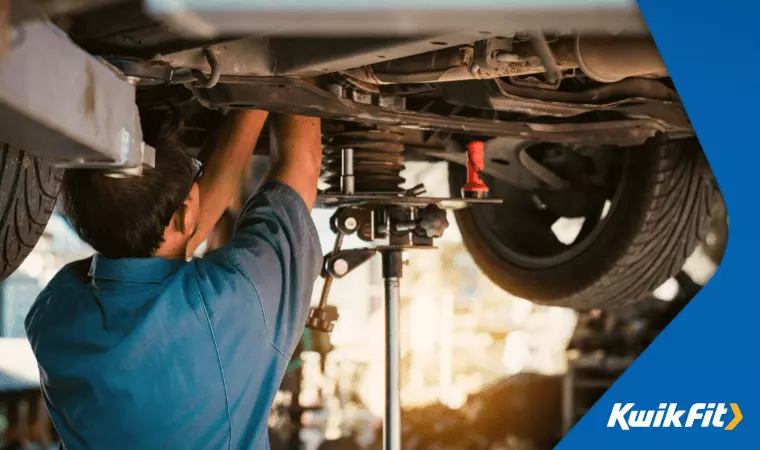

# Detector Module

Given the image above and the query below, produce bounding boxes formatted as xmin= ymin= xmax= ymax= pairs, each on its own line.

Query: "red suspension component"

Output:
xmin=462 ymin=141 xmax=489 ymax=199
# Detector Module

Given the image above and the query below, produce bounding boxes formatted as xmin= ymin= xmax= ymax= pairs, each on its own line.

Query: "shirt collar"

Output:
xmin=89 ymin=254 xmax=186 ymax=283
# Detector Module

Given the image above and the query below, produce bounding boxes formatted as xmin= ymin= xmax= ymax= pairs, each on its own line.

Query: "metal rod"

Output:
xmin=341 ymin=147 xmax=355 ymax=195
xmin=318 ymin=276 xmax=334 ymax=309
xmin=384 ymin=276 xmax=401 ymax=450
xmin=526 ymin=30 xmax=561 ymax=85
xmin=382 ymin=250 xmax=403 ymax=450
xmin=201 ymin=48 xmax=222 ymax=88
xmin=317 ymin=232 xmax=344 ymax=308
xmin=319 ymin=141 xmax=351 ymax=308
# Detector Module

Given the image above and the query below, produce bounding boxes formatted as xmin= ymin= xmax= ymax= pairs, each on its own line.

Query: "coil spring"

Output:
xmin=321 ymin=127 xmax=406 ymax=193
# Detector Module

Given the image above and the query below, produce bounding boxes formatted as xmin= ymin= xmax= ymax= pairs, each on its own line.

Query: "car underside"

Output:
xmin=63 ymin=1 xmax=690 ymax=147
xmin=0 ymin=0 xmax=726 ymax=309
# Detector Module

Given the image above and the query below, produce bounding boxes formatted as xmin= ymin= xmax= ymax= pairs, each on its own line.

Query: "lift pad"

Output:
xmin=0 ymin=18 xmax=154 ymax=171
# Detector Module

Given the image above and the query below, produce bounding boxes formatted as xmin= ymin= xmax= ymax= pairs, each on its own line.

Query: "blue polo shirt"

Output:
xmin=25 ymin=181 xmax=322 ymax=450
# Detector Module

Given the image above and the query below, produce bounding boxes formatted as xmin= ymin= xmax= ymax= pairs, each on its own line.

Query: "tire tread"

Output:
xmin=0 ymin=144 xmax=62 ymax=280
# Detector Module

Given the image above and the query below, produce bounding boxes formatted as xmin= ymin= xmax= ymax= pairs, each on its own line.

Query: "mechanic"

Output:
xmin=24 ymin=110 xmax=324 ymax=449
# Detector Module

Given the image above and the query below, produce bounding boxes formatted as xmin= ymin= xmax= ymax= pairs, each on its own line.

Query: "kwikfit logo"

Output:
xmin=607 ymin=403 xmax=743 ymax=430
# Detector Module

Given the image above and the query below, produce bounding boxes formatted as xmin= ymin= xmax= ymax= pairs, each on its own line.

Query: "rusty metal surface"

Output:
xmin=270 ymin=35 xmax=493 ymax=77
xmin=159 ymin=37 xmax=274 ymax=77
xmin=160 ymin=34 xmax=581 ymax=80
xmin=575 ymin=35 xmax=666 ymax=83
xmin=159 ymin=32 xmax=665 ymax=86
xmin=342 ymin=38 xmax=579 ymax=85
xmin=189 ymin=76 xmax=686 ymax=147
xmin=162 ymin=34 xmax=518 ymax=78
xmin=526 ymin=30 xmax=561 ymax=84
xmin=495 ymin=77 xmax=679 ymax=103
xmin=341 ymin=34 xmax=665 ymax=85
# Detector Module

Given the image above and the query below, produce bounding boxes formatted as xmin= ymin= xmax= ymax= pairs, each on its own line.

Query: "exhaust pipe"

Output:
xmin=575 ymin=35 xmax=667 ymax=83
xmin=343 ymin=35 xmax=667 ymax=86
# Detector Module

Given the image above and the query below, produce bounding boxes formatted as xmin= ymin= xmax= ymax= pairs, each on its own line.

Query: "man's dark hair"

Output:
xmin=62 ymin=114 xmax=195 ymax=258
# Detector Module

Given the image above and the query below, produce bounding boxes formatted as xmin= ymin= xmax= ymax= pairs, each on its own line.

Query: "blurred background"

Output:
xmin=0 ymin=162 xmax=718 ymax=450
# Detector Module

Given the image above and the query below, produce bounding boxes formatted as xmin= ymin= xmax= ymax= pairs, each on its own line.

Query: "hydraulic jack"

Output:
xmin=307 ymin=140 xmax=499 ymax=450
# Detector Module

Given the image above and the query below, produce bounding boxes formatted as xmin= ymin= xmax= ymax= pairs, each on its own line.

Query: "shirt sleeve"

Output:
xmin=204 ymin=181 xmax=322 ymax=358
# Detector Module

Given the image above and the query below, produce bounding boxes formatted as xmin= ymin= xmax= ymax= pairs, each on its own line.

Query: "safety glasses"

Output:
xmin=183 ymin=157 xmax=204 ymax=200
xmin=191 ymin=157 xmax=204 ymax=185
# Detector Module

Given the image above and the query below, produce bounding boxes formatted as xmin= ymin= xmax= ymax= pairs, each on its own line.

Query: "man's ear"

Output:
xmin=181 ymin=184 xmax=200 ymax=237
xmin=174 ymin=198 xmax=196 ymax=237
xmin=171 ymin=205 xmax=188 ymax=234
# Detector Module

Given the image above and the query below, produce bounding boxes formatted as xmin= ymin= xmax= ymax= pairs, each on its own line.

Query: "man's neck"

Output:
xmin=154 ymin=244 xmax=188 ymax=260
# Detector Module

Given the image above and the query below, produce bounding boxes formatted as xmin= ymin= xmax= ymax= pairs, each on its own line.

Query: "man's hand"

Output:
xmin=268 ymin=114 xmax=322 ymax=210
xmin=187 ymin=110 xmax=268 ymax=256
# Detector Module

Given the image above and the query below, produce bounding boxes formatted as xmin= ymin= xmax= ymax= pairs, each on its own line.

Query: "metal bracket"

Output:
xmin=473 ymin=37 xmax=515 ymax=73
xmin=324 ymin=248 xmax=377 ymax=278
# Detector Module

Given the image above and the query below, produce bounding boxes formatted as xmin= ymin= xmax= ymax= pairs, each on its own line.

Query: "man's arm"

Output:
xmin=187 ymin=110 xmax=269 ymax=256
xmin=198 ymin=113 xmax=324 ymax=359
xmin=267 ymin=114 xmax=322 ymax=210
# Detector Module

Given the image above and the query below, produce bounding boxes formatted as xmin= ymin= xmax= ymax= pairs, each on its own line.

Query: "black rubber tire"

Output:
xmin=0 ymin=144 xmax=63 ymax=280
xmin=450 ymin=138 xmax=721 ymax=309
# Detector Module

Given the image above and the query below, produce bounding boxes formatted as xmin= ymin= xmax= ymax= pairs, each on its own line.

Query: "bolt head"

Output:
xmin=332 ymin=258 xmax=349 ymax=276
xmin=343 ymin=217 xmax=358 ymax=231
